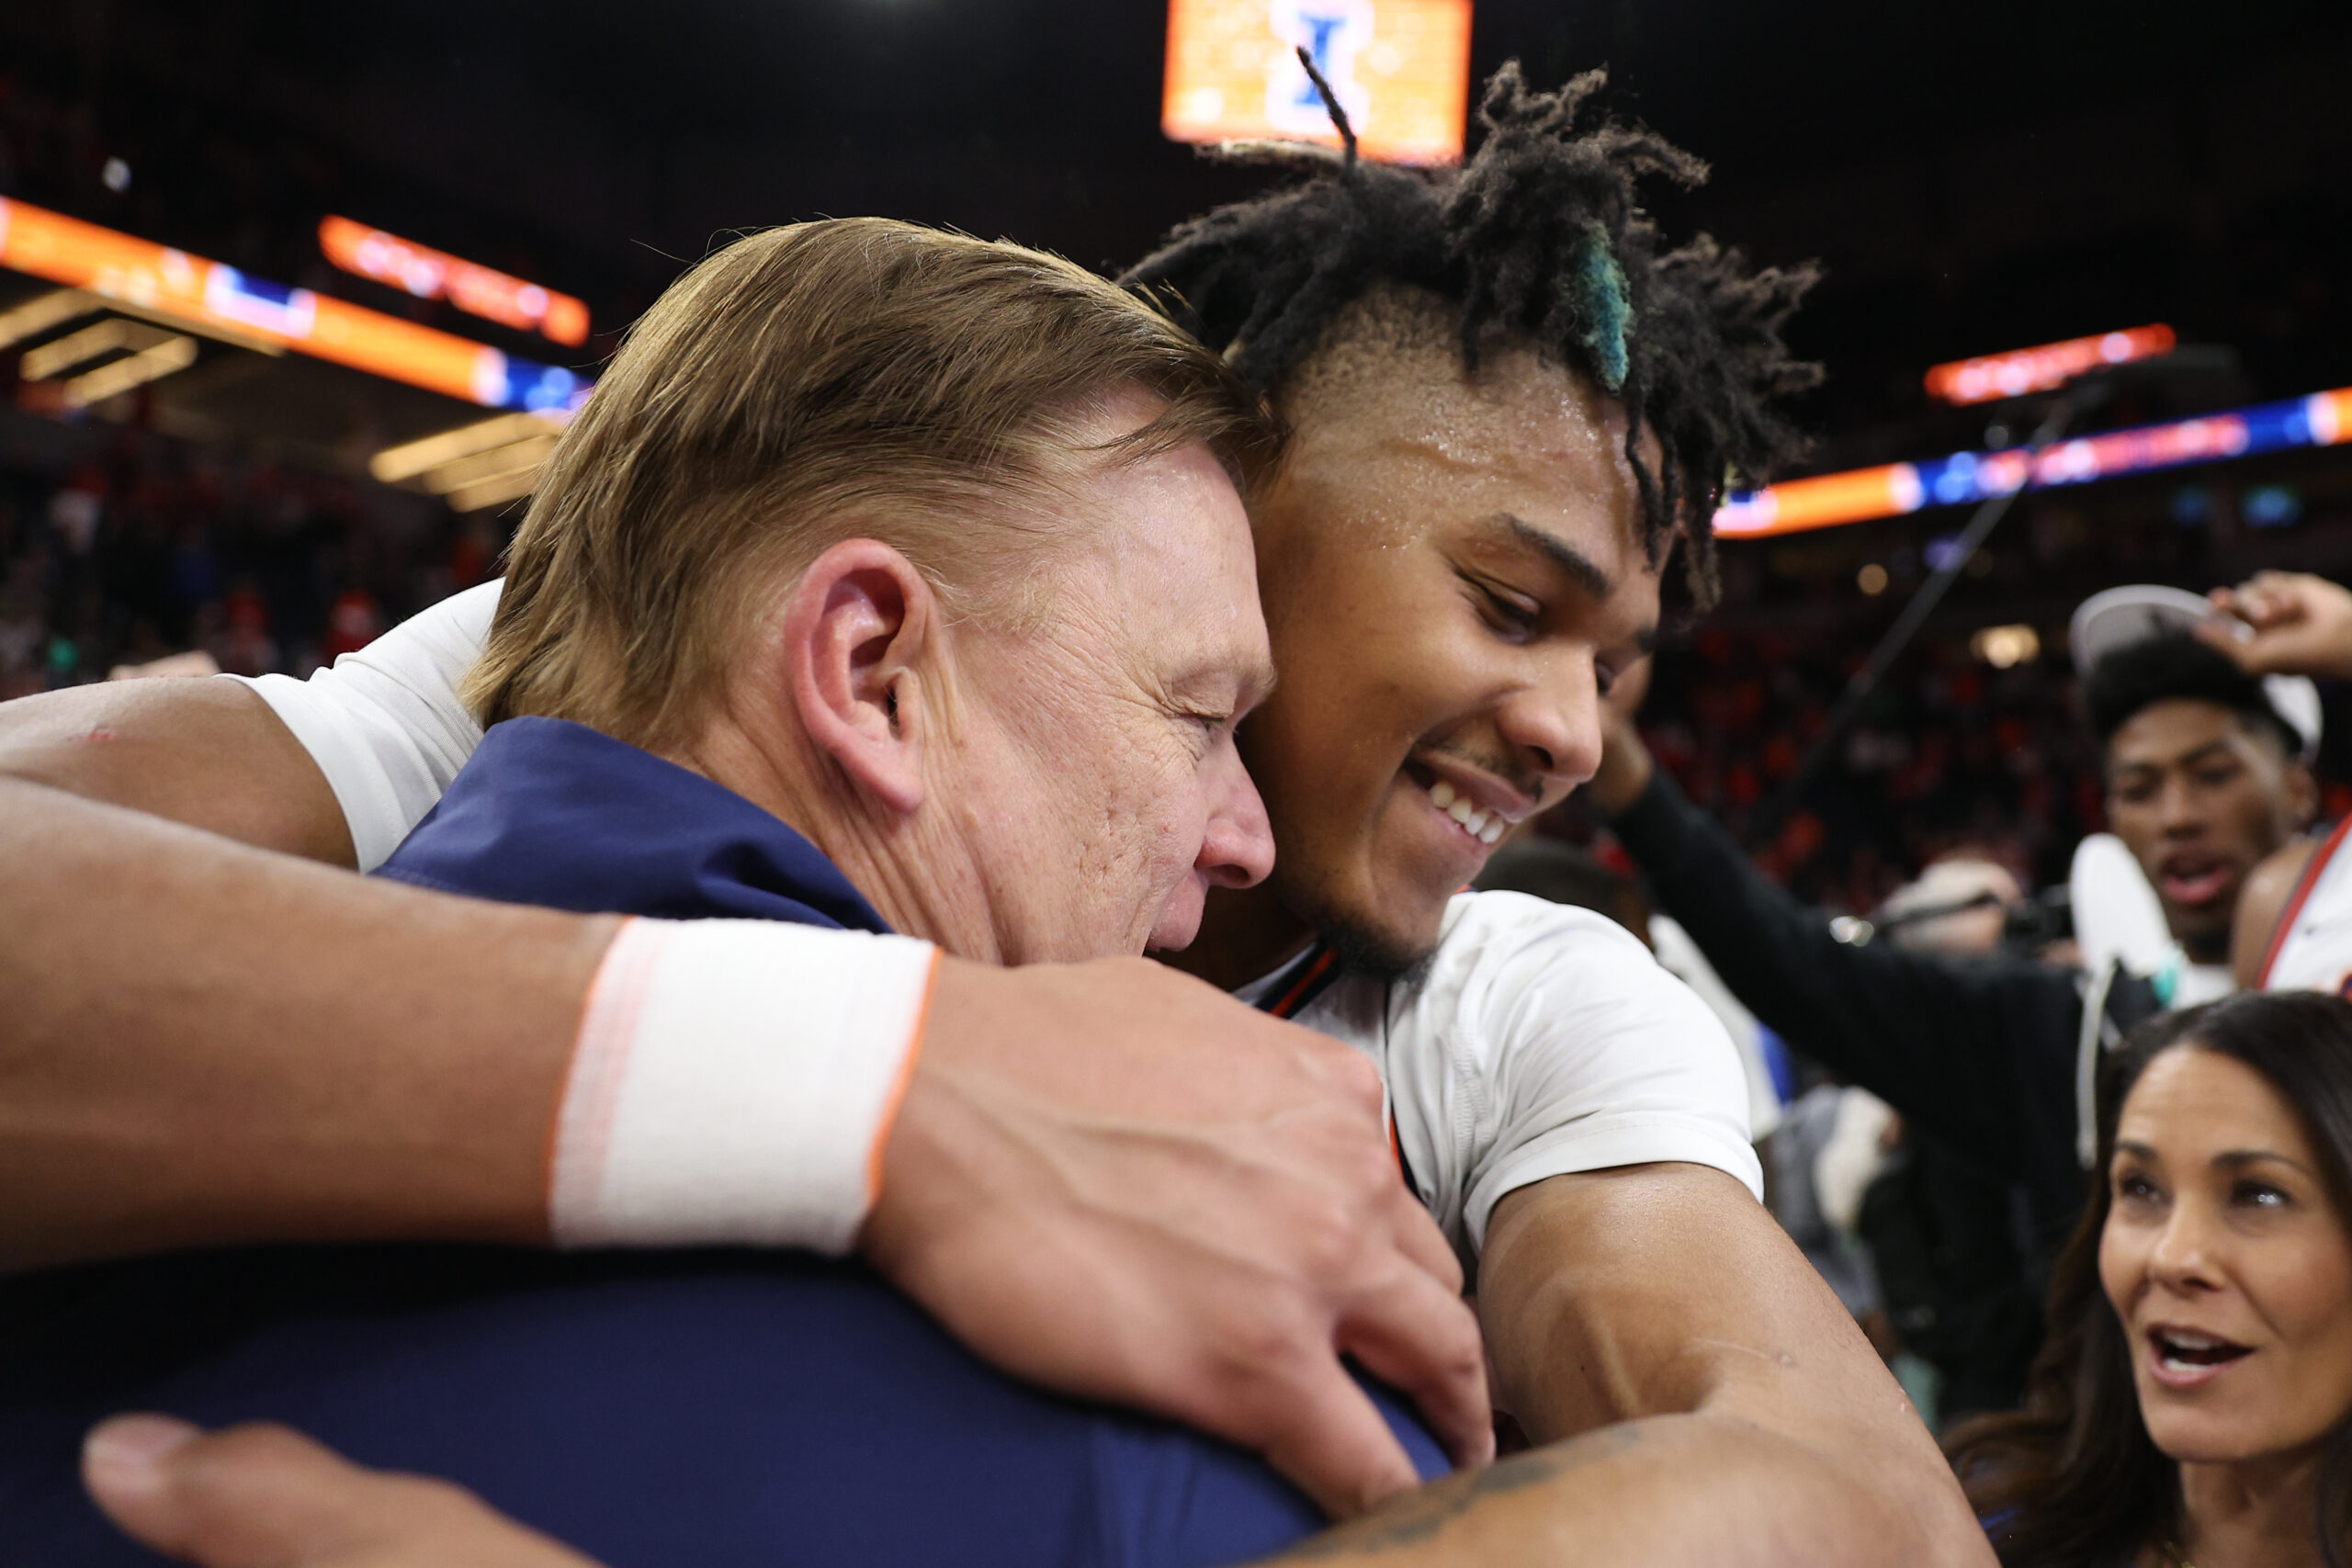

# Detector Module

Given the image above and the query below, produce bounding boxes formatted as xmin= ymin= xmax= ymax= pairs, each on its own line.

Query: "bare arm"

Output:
xmin=0 ymin=679 xmax=358 ymax=865
xmin=108 ymin=1171 xmax=1980 ymax=1567
xmin=2233 ymin=837 xmax=2321 ymax=989
xmin=0 ymin=774 xmax=610 ymax=1264
xmin=1261 ymin=1165 xmax=1991 ymax=1567
xmin=0 ymin=678 xmax=1487 ymax=1510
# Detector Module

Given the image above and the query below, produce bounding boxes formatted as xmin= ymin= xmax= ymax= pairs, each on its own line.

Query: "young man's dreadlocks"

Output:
xmin=1123 ymin=61 xmax=1821 ymax=607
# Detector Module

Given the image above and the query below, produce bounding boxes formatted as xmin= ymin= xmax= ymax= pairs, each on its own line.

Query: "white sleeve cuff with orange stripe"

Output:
xmin=549 ymin=917 xmax=940 ymax=1254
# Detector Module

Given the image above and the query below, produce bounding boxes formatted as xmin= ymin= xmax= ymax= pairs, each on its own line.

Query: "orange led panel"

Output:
xmin=1163 ymin=0 xmax=1473 ymax=166
xmin=1925 ymin=324 xmax=2175 ymax=406
xmin=320 ymin=217 xmax=589 ymax=347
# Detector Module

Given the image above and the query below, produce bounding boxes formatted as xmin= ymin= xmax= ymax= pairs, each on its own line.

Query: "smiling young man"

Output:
xmin=1093 ymin=67 xmax=1984 ymax=1562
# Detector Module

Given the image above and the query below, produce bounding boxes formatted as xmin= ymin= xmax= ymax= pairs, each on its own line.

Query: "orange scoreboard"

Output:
xmin=1162 ymin=0 xmax=1473 ymax=166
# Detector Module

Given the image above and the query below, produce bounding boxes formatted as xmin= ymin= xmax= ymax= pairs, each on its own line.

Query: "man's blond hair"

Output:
xmin=464 ymin=218 xmax=1283 ymax=749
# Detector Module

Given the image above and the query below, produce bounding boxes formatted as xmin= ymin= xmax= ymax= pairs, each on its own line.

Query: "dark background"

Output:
xmin=12 ymin=0 xmax=2348 ymax=446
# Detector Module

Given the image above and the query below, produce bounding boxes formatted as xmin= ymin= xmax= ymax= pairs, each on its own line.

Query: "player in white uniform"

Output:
xmin=2255 ymin=818 xmax=2352 ymax=996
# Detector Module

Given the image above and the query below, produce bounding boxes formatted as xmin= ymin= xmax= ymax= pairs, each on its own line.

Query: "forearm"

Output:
xmin=1458 ymin=1168 xmax=1988 ymax=1568
xmin=0 ymin=778 xmax=615 ymax=1269
xmin=1258 ymin=1411 xmax=1980 ymax=1568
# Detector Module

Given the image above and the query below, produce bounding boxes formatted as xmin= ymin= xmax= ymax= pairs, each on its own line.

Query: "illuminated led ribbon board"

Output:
xmin=0 ymin=197 xmax=589 ymax=417
xmin=1715 ymin=388 xmax=2352 ymax=540
xmin=1163 ymin=0 xmax=1473 ymax=166
xmin=1926 ymin=324 xmax=2176 ymax=406
xmin=319 ymin=216 xmax=589 ymax=348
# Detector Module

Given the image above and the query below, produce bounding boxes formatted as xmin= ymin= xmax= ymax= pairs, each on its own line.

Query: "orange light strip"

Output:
xmin=1925 ymin=324 xmax=2176 ymax=406
xmin=0 ymin=197 xmax=587 ymax=415
xmin=319 ymin=216 xmax=589 ymax=347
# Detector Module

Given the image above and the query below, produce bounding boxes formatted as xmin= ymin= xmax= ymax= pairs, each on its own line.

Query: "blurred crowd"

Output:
xmin=0 ymin=423 xmax=498 ymax=700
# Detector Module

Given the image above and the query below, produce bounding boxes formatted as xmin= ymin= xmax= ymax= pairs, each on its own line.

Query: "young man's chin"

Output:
xmin=1306 ymin=893 xmax=1445 ymax=985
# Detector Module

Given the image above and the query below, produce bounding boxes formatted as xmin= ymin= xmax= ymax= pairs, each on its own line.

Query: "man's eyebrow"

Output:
xmin=1176 ymin=657 xmax=1277 ymax=713
xmin=1489 ymin=513 xmax=1613 ymax=600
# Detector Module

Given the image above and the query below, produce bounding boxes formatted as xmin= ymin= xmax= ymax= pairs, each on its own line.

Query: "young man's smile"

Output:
xmin=1215 ymin=288 xmax=1661 ymax=980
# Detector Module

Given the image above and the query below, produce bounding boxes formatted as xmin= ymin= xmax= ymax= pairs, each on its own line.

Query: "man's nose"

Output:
xmin=1197 ymin=742 xmax=1275 ymax=890
xmin=2158 ymin=775 xmax=2209 ymax=836
xmin=1498 ymin=658 xmax=1604 ymax=795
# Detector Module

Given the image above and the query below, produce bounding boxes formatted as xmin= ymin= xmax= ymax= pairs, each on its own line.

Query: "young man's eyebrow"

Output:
xmin=1489 ymin=513 xmax=1613 ymax=600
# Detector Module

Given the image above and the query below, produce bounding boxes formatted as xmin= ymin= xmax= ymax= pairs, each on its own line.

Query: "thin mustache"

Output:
xmin=1419 ymin=750 xmax=1543 ymax=803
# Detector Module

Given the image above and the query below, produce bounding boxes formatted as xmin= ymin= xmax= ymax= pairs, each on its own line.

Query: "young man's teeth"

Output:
xmin=1426 ymin=779 xmax=1503 ymax=844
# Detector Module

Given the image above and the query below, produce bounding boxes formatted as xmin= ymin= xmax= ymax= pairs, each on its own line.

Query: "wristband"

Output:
xmin=550 ymin=918 xmax=940 ymax=1252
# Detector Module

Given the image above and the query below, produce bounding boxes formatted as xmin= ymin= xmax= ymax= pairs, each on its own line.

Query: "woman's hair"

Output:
xmin=1945 ymin=991 xmax=2352 ymax=1566
xmin=1122 ymin=62 xmax=1821 ymax=610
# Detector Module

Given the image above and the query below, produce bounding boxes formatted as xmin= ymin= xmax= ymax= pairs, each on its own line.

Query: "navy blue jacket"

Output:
xmin=0 ymin=717 xmax=1445 ymax=1567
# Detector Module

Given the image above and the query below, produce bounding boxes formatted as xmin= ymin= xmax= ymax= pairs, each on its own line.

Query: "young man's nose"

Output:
xmin=1499 ymin=660 xmax=1604 ymax=795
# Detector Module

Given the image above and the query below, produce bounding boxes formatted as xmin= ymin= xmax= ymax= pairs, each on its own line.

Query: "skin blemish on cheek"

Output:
xmin=72 ymin=728 xmax=115 ymax=745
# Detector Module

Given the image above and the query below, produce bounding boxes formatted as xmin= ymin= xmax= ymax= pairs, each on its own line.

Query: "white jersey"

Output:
xmin=2260 ymin=819 xmax=2352 ymax=998
xmin=232 ymin=579 xmax=501 ymax=869
xmin=1238 ymin=893 xmax=1762 ymax=1265
xmin=237 ymin=583 xmax=1762 ymax=1264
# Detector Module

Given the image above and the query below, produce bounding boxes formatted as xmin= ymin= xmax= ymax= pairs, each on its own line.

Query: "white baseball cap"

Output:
xmin=2069 ymin=583 xmax=2322 ymax=761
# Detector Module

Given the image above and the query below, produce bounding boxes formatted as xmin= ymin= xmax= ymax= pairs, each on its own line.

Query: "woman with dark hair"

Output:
xmin=1947 ymin=990 xmax=2352 ymax=1567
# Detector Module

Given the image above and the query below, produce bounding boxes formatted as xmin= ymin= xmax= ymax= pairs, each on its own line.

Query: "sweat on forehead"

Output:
xmin=1272 ymin=281 xmax=1588 ymax=412
xmin=1272 ymin=283 xmax=1646 ymax=540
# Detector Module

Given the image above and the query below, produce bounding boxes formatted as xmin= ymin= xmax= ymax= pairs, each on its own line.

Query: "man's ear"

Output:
xmin=777 ymin=538 xmax=934 ymax=818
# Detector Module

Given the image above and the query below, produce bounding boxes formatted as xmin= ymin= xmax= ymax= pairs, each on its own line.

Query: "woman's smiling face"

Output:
xmin=2100 ymin=1044 xmax=2352 ymax=1467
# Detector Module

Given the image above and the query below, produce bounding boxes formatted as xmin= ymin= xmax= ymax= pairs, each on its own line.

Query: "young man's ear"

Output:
xmin=2285 ymin=757 xmax=2322 ymax=832
xmin=775 ymin=538 xmax=934 ymax=818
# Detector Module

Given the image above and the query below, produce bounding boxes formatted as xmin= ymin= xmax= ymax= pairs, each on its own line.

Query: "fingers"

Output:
xmin=83 ymin=1415 xmax=600 ymax=1568
xmin=1381 ymin=1179 xmax=1464 ymax=1296
xmin=2191 ymin=614 xmax=2258 ymax=669
xmin=1333 ymin=1257 xmax=1497 ymax=1473
xmin=1252 ymin=1356 xmax=1429 ymax=1519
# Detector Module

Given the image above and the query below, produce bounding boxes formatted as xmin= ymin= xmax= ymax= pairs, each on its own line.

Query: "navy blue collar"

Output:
xmin=375 ymin=716 xmax=892 ymax=934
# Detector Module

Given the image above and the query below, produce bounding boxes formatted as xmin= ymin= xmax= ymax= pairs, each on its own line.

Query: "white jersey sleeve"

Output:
xmin=228 ymin=579 xmax=503 ymax=870
xmin=1297 ymin=891 xmax=1762 ymax=1259
xmin=2261 ymin=819 xmax=2352 ymax=996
